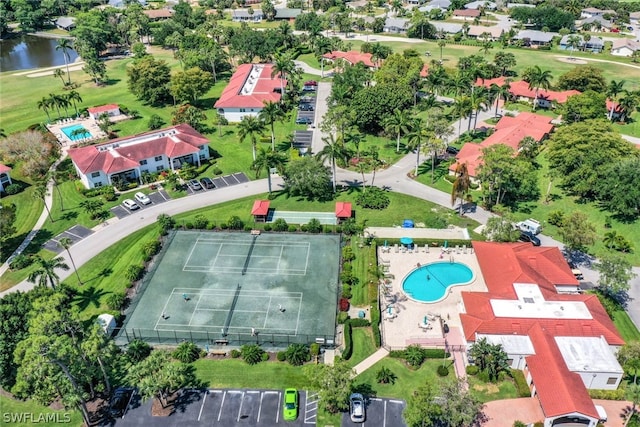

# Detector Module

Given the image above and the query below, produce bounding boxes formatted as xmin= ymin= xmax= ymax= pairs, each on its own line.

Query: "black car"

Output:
xmin=519 ymin=231 xmax=541 ymax=246
xmin=296 ymin=117 xmax=313 ymax=124
xmin=110 ymin=387 xmax=134 ymax=418
xmin=299 ymin=103 xmax=314 ymax=111
xmin=446 ymin=145 xmax=460 ymax=155
xmin=200 ymin=177 xmax=215 ymax=189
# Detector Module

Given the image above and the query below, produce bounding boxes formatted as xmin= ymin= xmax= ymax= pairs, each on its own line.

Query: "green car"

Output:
xmin=283 ymin=388 xmax=298 ymax=421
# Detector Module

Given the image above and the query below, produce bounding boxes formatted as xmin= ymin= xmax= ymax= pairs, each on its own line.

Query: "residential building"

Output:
xmin=580 ymin=7 xmax=616 ymax=19
xmin=464 ymin=0 xmax=496 ymax=10
xmin=274 ymin=8 xmax=301 ymax=20
xmin=577 ymin=16 xmax=613 ymax=31
xmin=142 ymin=8 xmax=174 ymax=21
xmin=449 ymin=112 xmax=554 ymax=179
xmin=88 ymin=104 xmax=121 ymax=120
xmin=431 ymin=22 xmax=463 ymax=35
xmin=231 ymin=9 xmax=264 ymax=22
xmin=384 ymin=17 xmax=410 ymax=33
xmin=559 ymin=35 xmax=604 ymax=53
xmin=322 ymin=51 xmax=377 ymax=69
xmin=107 ymin=0 xmax=145 ymax=8
xmin=467 ymin=25 xmax=503 ymax=40
xmin=452 ymin=9 xmax=481 ymax=20
xmin=68 ymin=124 xmax=210 ymax=189
xmin=611 ymin=38 xmax=640 ymax=57
xmin=513 ymin=30 xmax=556 ymax=46
xmin=630 ymin=11 xmax=640 ymax=26
xmin=428 ymin=0 xmax=451 ymax=9
xmin=478 ymin=77 xmax=580 ymax=108
xmin=54 ymin=17 xmax=76 ymax=31
xmin=506 ymin=2 xmax=535 ymax=8
xmin=460 ymin=242 xmax=624 ymax=427
xmin=214 ymin=64 xmax=284 ymax=122
xmin=0 ymin=164 xmax=12 ymax=192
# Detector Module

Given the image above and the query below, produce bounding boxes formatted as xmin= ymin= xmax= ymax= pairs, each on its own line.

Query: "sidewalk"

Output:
xmin=353 ymin=347 xmax=389 ymax=376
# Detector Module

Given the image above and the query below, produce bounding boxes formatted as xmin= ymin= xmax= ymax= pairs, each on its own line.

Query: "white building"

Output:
xmin=231 ymin=9 xmax=264 ymax=22
xmin=611 ymin=38 xmax=640 ymax=57
xmin=88 ymin=104 xmax=121 ymax=120
xmin=0 ymin=164 xmax=12 ymax=192
xmin=68 ymin=124 xmax=210 ymax=189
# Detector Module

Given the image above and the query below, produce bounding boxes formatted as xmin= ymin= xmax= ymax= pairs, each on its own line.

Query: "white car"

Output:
xmin=134 ymin=192 xmax=151 ymax=205
xmin=122 ymin=199 xmax=140 ymax=210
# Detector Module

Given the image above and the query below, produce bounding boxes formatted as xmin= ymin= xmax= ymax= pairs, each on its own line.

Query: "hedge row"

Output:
xmin=342 ymin=321 xmax=353 ymax=360
xmin=510 ymin=369 xmax=531 ymax=398
xmin=389 ymin=348 xmax=450 ymax=359
xmin=588 ymin=388 xmax=626 ymax=400
xmin=371 ymin=305 xmax=381 ymax=347
xmin=372 ymin=237 xmax=471 ymax=248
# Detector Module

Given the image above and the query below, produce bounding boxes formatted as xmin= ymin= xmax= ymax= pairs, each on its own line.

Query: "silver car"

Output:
xmin=134 ymin=192 xmax=151 ymax=205
xmin=349 ymin=393 xmax=365 ymax=423
xmin=122 ymin=199 xmax=140 ymax=210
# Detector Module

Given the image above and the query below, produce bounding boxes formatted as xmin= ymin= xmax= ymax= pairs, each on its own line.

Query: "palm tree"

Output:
xmin=437 ymin=39 xmax=446 ymax=61
xmin=316 ymin=134 xmax=350 ymax=192
xmin=523 ymin=66 xmax=552 ymax=110
xmin=481 ymin=40 xmax=493 ymax=56
xmin=252 ymin=146 xmax=288 ymax=194
xmin=27 ymin=255 xmax=69 ymax=289
xmin=451 ymin=162 xmax=471 ymax=215
xmin=452 ymin=96 xmax=472 ymax=137
xmin=49 ymin=93 xmax=64 ymax=119
xmin=33 ymin=181 xmax=54 ymax=222
xmin=66 ymin=91 xmax=83 ymax=118
xmin=53 ymin=68 xmax=67 ymax=87
xmin=56 ymin=38 xmax=74 ymax=85
xmin=237 ymin=116 xmax=266 ymax=161
xmin=603 ymin=231 xmax=618 ymax=250
xmin=37 ymin=97 xmax=52 ymax=122
xmin=59 ymin=237 xmax=82 ymax=285
xmin=384 ymin=108 xmax=411 ymax=153
xmin=406 ymin=118 xmax=429 ymax=177
xmin=47 ymin=170 xmax=64 ymax=212
xmin=272 ymin=52 xmax=295 ymax=95
xmin=344 ymin=130 xmax=364 ymax=159
xmin=469 ymin=87 xmax=488 ymax=130
xmin=566 ymin=35 xmax=581 ymax=58
xmin=259 ymin=101 xmax=285 ymax=150
xmin=490 ymin=81 xmax=511 ymax=117
xmin=606 ymin=80 xmax=625 ymax=121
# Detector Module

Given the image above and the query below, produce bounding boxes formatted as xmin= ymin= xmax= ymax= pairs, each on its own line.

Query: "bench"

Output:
xmin=209 ymin=350 xmax=227 ymax=356
xmin=214 ymin=339 xmax=229 ymax=345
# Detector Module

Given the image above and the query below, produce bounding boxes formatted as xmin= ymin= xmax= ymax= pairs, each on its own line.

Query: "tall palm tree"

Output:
xmin=37 ymin=97 xmax=52 ymax=122
xmin=451 ymin=162 xmax=471 ymax=215
xmin=344 ymin=130 xmax=364 ymax=159
xmin=383 ymin=108 xmax=410 ymax=153
xmin=59 ymin=237 xmax=82 ymax=285
xmin=237 ymin=115 xmax=266 ymax=161
xmin=56 ymin=38 xmax=74 ymax=85
xmin=259 ymin=101 xmax=285 ymax=150
xmin=469 ymin=87 xmax=488 ymax=130
xmin=523 ymin=66 xmax=552 ymax=110
xmin=566 ymin=34 xmax=581 ymax=58
xmin=27 ymin=255 xmax=69 ymax=289
xmin=316 ymin=134 xmax=350 ymax=192
xmin=49 ymin=93 xmax=63 ymax=119
xmin=272 ymin=52 xmax=295 ymax=95
xmin=252 ymin=146 xmax=288 ymax=194
xmin=66 ymin=91 xmax=83 ymax=118
xmin=490 ymin=81 xmax=511 ymax=117
xmin=606 ymin=80 xmax=625 ymax=121
xmin=406 ymin=118 xmax=429 ymax=177
xmin=53 ymin=68 xmax=66 ymax=87
xmin=33 ymin=181 xmax=54 ymax=222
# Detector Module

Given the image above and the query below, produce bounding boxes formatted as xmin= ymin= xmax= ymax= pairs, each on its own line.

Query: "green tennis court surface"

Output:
xmin=268 ymin=210 xmax=337 ymax=225
xmin=118 ymin=231 xmax=340 ymax=347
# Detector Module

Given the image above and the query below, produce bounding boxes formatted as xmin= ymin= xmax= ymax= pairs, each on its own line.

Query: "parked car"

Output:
xmin=349 ymin=393 xmax=366 ymax=423
xmin=519 ymin=231 xmax=541 ymax=246
xmin=296 ymin=117 xmax=313 ymax=124
xmin=445 ymin=145 xmax=459 ymax=155
xmin=567 ymin=261 xmax=584 ymax=280
xmin=516 ymin=218 xmax=542 ymax=235
xmin=302 ymin=85 xmax=316 ymax=92
xmin=134 ymin=192 xmax=151 ymax=205
xmin=188 ymin=179 xmax=202 ymax=190
xmin=299 ymin=104 xmax=314 ymax=111
xmin=109 ymin=387 xmax=134 ymax=418
xmin=304 ymin=80 xmax=318 ymax=86
xmin=300 ymin=96 xmax=315 ymax=103
xmin=283 ymin=388 xmax=298 ymax=421
xmin=200 ymin=177 xmax=215 ymax=189
xmin=122 ymin=199 xmax=140 ymax=210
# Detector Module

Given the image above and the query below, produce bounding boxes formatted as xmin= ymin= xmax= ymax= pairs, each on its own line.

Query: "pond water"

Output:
xmin=0 ymin=35 xmax=79 ymax=72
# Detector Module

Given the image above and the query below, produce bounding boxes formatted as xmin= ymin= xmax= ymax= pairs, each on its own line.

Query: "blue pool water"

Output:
xmin=402 ymin=262 xmax=474 ymax=303
xmin=61 ymin=124 xmax=92 ymax=141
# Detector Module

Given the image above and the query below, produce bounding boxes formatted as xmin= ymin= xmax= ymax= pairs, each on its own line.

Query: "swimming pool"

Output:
xmin=61 ymin=124 xmax=92 ymax=141
xmin=402 ymin=262 xmax=474 ymax=303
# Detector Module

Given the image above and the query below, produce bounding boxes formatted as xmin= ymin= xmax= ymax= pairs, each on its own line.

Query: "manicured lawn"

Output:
xmin=613 ymin=308 xmax=640 ymax=342
xmin=193 ymin=358 xmax=309 ymax=389
xmin=613 ymin=111 xmax=640 ymax=138
xmin=350 ymin=240 xmax=377 ymax=306
xmin=0 ymin=395 xmax=83 ymax=427
xmin=347 ymin=327 xmax=377 ymax=368
xmin=467 ymin=375 xmax=518 ymax=403
xmin=353 ymin=357 xmax=454 ymax=402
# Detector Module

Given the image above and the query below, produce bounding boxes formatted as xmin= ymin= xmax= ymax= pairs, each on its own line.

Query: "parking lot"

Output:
xmin=341 ymin=397 xmax=406 ymax=427
xmin=110 ymin=189 xmax=170 ymax=219
xmin=115 ymin=388 xmax=317 ymax=427
xmin=43 ymin=225 xmax=95 ymax=253
xmin=185 ymin=172 xmax=250 ymax=195
xmin=296 ymin=83 xmax=317 ymax=126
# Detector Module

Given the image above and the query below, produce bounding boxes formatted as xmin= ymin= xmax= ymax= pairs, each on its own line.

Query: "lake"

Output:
xmin=0 ymin=35 xmax=79 ymax=72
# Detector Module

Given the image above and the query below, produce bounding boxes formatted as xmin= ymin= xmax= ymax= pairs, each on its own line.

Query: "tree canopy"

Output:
xmin=127 ymin=56 xmax=172 ymax=105
xmin=557 ymin=66 xmax=607 ymax=92
xmin=283 ymin=157 xmax=333 ymax=201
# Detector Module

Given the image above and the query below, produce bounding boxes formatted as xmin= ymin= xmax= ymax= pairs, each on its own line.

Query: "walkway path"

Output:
xmin=353 ymin=347 xmax=389 ymax=376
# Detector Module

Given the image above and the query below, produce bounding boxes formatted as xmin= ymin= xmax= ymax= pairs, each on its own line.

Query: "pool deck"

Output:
xmin=378 ymin=245 xmax=487 ymax=352
xmin=46 ymin=114 xmax=128 ymax=146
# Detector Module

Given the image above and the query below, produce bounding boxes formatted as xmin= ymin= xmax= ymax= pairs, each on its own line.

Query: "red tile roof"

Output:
xmin=420 ymin=63 xmax=429 ymax=78
xmin=87 ymin=104 xmax=120 ymax=114
xmin=251 ymin=200 xmax=270 ymax=216
xmin=476 ymin=78 xmax=581 ymax=104
xmin=0 ymin=164 xmax=11 ymax=174
xmin=453 ymin=9 xmax=481 ymax=17
xmin=214 ymin=64 xmax=284 ymax=109
xmin=526 ymin=325 xmax=599 ymax=419
xmin=322 ymin=51 xmax=376 ymax=68
xmin=68 ymin=124 xmax=208 ymax=175
xmin=335 ymin=202 xmax=352 ymax=218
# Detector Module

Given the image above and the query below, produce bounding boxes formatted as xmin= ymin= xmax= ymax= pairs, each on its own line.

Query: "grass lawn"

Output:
xmin=193 ymin=358 xmax=309 ymax=389
xmin=612 ymin=308 xmax=640 ymax=342
xmin=613 ymin=111 xmax=640 ymax=138
xmin=347 ymin=327 xmax=377 ymax=368
xmin=349 ymin=239 xmax=378 ymax=306
xmin=0 ymin=395 xmax=83 ymax=427
xmin=353 ymin=357 xmax=454 ymax=402
xmin=467 ymin=375 xmax=518 ymax=403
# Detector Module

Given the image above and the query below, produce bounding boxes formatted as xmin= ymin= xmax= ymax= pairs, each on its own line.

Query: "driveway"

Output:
xmin=483 ymin=398 xmax=545 ymax=427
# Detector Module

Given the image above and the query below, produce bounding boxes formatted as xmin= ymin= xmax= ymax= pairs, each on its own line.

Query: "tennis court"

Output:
xmin=267 ymin=210 xmax=337 ymax=225
xmin=118 ymin=231 xmax=341 ymax=347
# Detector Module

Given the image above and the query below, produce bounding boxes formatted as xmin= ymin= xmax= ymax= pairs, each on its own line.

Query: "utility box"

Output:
xmin=97 ymin=314 xmax=116 ymax=336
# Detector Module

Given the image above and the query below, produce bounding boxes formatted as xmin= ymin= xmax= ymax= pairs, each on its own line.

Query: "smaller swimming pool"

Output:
xmin=61 ymin=124 xmax=92 ymax=141
xmin=402 ymin=262 xmax=474 ymax=303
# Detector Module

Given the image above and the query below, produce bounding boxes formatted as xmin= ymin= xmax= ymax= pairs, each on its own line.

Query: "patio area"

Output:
xmin=46 ymin=112 xmax=129 ymax=147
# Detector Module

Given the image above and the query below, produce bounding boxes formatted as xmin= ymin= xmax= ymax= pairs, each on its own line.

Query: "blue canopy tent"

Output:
xmin=402 ymin=219 xmax=414 ymax=228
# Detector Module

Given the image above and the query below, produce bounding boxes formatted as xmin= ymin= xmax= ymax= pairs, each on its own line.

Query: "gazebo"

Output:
xmin=335 ymin=202 xmax=352 ymax=223
xmin=251 ymin=200 xmax=271 ymax=222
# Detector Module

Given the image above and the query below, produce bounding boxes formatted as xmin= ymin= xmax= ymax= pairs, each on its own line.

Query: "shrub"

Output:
xmin=341 ymin=284 xmax=352 ymax=299
xmin=548 ymin=210 xmax=565 ymax=226
xmin=371 ymin=306 xmax=381 ymax=347
xmin=310 ymin=343 xmax=320 ymax=358
xmin=466 ymin=365 xmax=479 ymax=375
xmin=588 ymin=388 xmax=626 ymax=400
xmin=342 ymin=321 xmax=353 ymax=360
xmin=437 ymin=365 xmax=449 ymax=377
xmin=212 ymin=166 xmax=223 ymax=175
xmin=339 ymin=298 xmax=350 ymax=312
xmin=125 ymin=264 xmax=144 ymax=283
xmin=306 ymin=218 xmax=322 ymax=233
xmin=9 ymin=254 xmax=34 ymax=270
xmin=389 ymin=350 xmax=406 ymax=359
xmin=356 ymin=186 xmax=390 ymax=209
xmin=227 ymin=216 xmax=244 ymax=230
xmin=241 ymin=344 xmax=265 ymax=365
xmin=193 ymin=214 xmax=209 ymax=229
xmin=404 ymin=345 xmax=426 ymax=368
xmin=510 ymin=369 xmax=531 ymax=397
xmin=349 ymin=318 xmax=370 ymax=327
xmin=273 ymin=218 xmax=288 ymax=231
xmin=285 ymin=343 xmax=310 ymax=366
xmin=173 ymin=341 xmax=201 ymax=363
xmin=337 ymin=311 xmax=349 ymax=324
xmin=230 ymin=349 xmax=241 ymax=358
xmin=147 ymin=114 xmax=165 ymax=130
xmin=261 ymin=352 xmax=270 ymax=362
xmin=263 ymin=224 xmax=272 ymax=231
xmin=376 ymin=366 xmax=397 ymax=384
xmin=423 ymin=349 xmax=448 ymax=359
xmin=513 ymin=421 xmax=527 ymax=427
xmin=106 ymin=292 xmax=127 ymax=311
xmin=288 ymin=225 xmax=298 ymax=232
xmin=342 ymin=246 xmax=355 ymax=262
xmin=4 ymin=183 xmax=22 ymax=195
xmin=141 ymin=240 xmax=161 ymax=260
xmin=101 ymin=186 xmax=117 ymax=201
xmin=477 ymin=370 xmax=490 ymax=383
xmin=126 ymin=339 xmax=151 ymax=362
xmin=277 ymin=351 xmax=286 ymax=362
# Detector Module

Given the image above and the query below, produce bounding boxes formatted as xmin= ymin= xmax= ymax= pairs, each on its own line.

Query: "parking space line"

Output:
xmin=304 ymin=391 xmax=318 ymax=424
xmin=383 ymin=400 xmax=387 ymax=427
xmin=197 ymin=390 xmax=207 ymax=421
xmin=276 ymin=390 xmax=281 ymax=423
xmin=237 ymin=391 xmax=245 ymax=422
xmin=257 ymin=392 xmax=264 ymax=422
xmin=217 ymin=391 xmax=226 ymax=421
xmin=389 ymin=399 xmax=403 ymax=404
